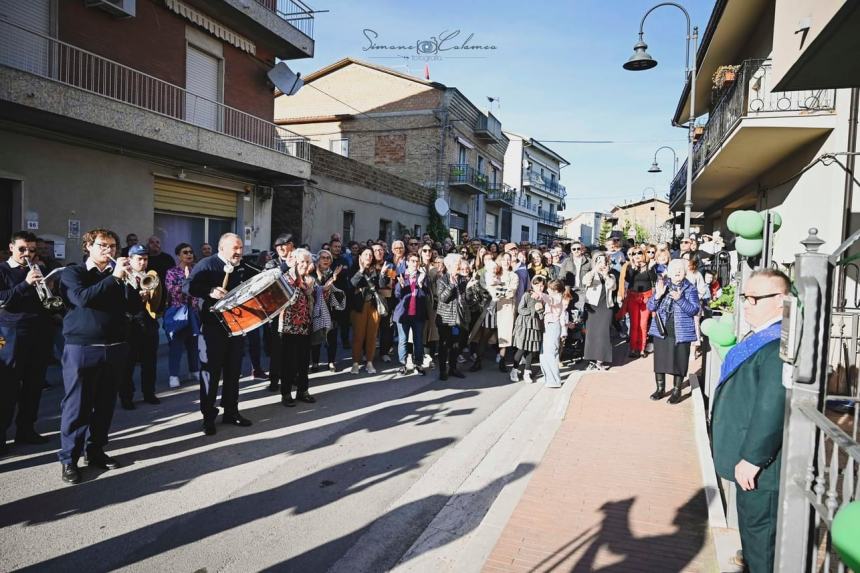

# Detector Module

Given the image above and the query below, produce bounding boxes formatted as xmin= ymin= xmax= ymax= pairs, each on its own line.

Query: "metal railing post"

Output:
xmin=774 ymin=228 xmax=831 ymax=572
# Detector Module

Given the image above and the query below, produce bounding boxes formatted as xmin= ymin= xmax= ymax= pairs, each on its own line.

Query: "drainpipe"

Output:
xmin=837 ymin=87 xmax=859 ymax=308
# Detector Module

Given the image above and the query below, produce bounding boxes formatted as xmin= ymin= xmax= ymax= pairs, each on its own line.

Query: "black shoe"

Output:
xmin=120 ymin=399 xmax=135 ymax=410
xmin=203 ymin=420 xmax=217 ymax=435
xmin=439 ymin=369 xmax=448 ymax=381
xmin=0 ymin=440 xmax=9 ymax=456
xmin=628 ymin=351 xmax=639 ymax=358
xmin=415 ymin=366 xmax=426 ymax=375
xmin=253 ymin=369 xmax=269 ymax=379
xmin=498 ymin=362 xmax=508 ymax=373
xmin=450 ymin=368 xmax=465 ymax=379
xmin=84 ymin=451 xmax=121 ymax=470
xmin=468 ymin=361 xmax=482 ymax=372
xmin=61 ymin=463 xmax=81 ymax=484
xmin=298 ymin=391 xmax=316 ymax=404
xmin=15 ymin=430 xmax=49 ymax=445
xmin=266 ymin=382 xmax=280 ymax=393
xmin=282 ymin=395 xmax=296 ymax=407
xmin=398 ymin=366 xmax=408 ymax=375
xmin=143 ymin=394 xmax=161 ymax=405
xmin=667 ymin=377 xmax=683 ymax=404
xmin=650 ymin=383 xmax=665 ymax=401
xmin=222 ymin=414 xmax=253 ymax=427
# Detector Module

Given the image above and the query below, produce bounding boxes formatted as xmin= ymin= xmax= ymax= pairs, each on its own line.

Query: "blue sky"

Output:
xmin=292 ymin=0 xmax=714 ymax=217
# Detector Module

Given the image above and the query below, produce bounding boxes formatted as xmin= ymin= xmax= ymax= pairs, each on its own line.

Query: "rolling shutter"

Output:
xmin=0 ymin=0 xmax=51 ymax=75
xmin=154 ymin=177 xmax=237 ymax=219
xmin=185 ymin=45 xmax=220 ymax=130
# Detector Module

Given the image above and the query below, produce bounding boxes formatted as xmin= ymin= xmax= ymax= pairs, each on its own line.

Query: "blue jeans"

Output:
xmin=540 ymin=321 xmax=562 ymax=387
xmin=168 ymin=327 xmax=199 ymax=377
xmin=396 ymin=319 xmax=425 ymax=366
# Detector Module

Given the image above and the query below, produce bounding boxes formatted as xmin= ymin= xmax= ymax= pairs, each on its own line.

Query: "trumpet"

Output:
xmin=129 ymin=271 xmax=160 ymax=292
xmin=23 ymin=257 xmax=65 ymax=312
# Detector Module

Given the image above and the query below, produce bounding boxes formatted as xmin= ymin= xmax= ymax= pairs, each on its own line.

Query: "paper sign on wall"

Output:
xmin=27 ymin=220 xmax=39 ymax=230
xmin=53 ymin=241 xmax=66 ymax=260
xmin=68 ymin=219 xmax=81 ymax=240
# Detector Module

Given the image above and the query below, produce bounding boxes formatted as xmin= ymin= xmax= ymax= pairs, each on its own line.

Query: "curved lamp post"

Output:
xmin=624 ymin=2 xmax=698 ymax=237
xmin=648 ymin=145 xmax=679 ymax=175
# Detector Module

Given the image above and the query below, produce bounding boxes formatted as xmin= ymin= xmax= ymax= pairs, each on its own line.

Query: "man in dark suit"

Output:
xmin=712 ymin=268 xmax=790 ymax=573
xmin=263 ymin=233 xmax=293 ymax=393
xmin=185 ymin=232 xmax=252 ymax=436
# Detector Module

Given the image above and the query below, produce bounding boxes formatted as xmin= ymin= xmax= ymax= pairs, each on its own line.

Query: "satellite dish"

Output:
xmin=267 ymin=62 xmax=304 ymax=96
xmin=434 ymin=197 xmax=450 ymax=216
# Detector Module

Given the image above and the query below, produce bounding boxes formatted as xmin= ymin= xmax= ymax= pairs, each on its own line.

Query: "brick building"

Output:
xmin=610 ymin=197 xmax=672 ymax=242
xmin=0 ymin=0 xmax=313 ymax=259
xmin=274 ymin=57 xmax=509 ymax=243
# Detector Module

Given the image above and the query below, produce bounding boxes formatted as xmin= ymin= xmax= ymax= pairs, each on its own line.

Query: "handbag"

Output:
xmin=374 ymin=290 xmax=389 ymax=318
xmin=654 ymin=306 xmax=668 ymax=337
xmin=163 ymin=304 xmax=190 ymax=335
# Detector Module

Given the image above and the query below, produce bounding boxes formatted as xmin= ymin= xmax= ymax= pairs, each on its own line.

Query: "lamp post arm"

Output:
xmin=653 ymin=145 xmax=678 ymax=167
xmin=637 ymin=2 xmax=692 ymax=70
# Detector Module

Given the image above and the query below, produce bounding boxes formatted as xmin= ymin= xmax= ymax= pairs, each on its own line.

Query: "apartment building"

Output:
xmin=274 ymin=57 xmax=509 ymax=243
xmin=666 ymin=0 xmax=855 ymax=264
xmin=502 ymin=133 xmax=568 ymax=245
xmin=0 ymin=0 xmax=314 ymax=259
xmin=610 ymin=197 xmax=672 ymax=242
xmin=562 ymin=211 xmax=611 ymax=247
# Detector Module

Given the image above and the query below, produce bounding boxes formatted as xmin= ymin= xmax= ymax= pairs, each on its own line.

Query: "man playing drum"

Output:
xmin=184 ymin=233 xmax=253 ymax=436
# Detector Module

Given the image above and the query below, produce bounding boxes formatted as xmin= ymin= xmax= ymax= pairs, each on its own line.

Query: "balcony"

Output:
xmin=474 ymin=112 xmax=503 ymax=144
xmin=514 ymin=196 xmax=538 ymax=216
xmin=179 ymin=0 xmax=314 ymax=59
xmin=448 ymin=163 xmax=488 ymax=194
xmin=670 ymin=58 xmax=836 ymax=213
xmin=486 ymin=184 xmax=516 ymax=207
xmin=537 ymin=210 xmax=564 ymax=228
xmin=523 ymin=171 xmax=567 ymax=200
xmin=0 ymin=18 xmax=310 ymax=181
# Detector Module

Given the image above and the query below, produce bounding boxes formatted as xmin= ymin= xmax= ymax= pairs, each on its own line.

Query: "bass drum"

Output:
xmin=211 ymin=269 xmax=292 ymax=336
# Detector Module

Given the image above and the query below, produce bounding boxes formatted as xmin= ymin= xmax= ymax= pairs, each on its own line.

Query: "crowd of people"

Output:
xmin=0 ymin=226 xmax=727 ymax=484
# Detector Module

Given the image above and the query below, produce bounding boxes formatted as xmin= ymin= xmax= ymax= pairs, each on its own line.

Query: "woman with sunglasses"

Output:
xmin=310 ymin=250 xmax=346 ymax=373
xmin=582 ymin=252 xmax=617 ymax=370
xmin=349 ymin=247 xmax=386 ymax=374
xmin=616 ymin=247 xmax=658 ymax=358
xmin=374 ymin=243 xmax=397 ymax=364
xmin=647 ymin=258 xmax=700 ymax=403
xmin=164 ymin=243 xmax=201 ymax=389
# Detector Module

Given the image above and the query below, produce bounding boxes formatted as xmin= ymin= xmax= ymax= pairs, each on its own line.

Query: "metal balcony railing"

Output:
xmin=0 ymin=18 xmax=311 ymax=162
xmin=448 ymin=163 xmax=488 ymax=192
xmin=525 ymin=171 xmax=567 ymax=199
xmin=486 ymin=184 xmax=516 ymax=206
xmin=670 ymin=58 xmax=836 ymax=204
xmin=537 ymin=210 xmax=564 ymax=227
xmin=515 ymin=197 xmax=538 ymax=213
xmin=254 ymin=0 xmax=315 ymax=38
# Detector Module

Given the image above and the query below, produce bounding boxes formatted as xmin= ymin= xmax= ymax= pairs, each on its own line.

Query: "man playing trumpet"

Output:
xmin=118 ymin=244 xmax=163 ymax=410
xmin=57 ymin=229 xmax=138 ymax=484
xmin=0 ymin=231 xmax=53 ymax=455
xmin=184 ymin=233 xmax=253 ymax=436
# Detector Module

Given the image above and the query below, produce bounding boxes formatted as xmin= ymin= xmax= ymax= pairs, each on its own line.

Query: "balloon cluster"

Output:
xmin=726 ymin=210 xmax=782 ymax=257
xmin=700 ymin=313 xmax=737 ymax=359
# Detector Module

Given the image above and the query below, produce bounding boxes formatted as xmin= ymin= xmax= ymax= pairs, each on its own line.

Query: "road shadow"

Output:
xmin=17 ymin=439 xmax=455 ymax=572
xmin=529 ymin=488 xmax=709 ymax=572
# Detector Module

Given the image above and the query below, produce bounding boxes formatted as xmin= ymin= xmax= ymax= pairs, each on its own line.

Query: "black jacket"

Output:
xmin=60 ymin=263 xmax=137 ymax=345
xmin=184 ymin=255 xmax=251 ymax=327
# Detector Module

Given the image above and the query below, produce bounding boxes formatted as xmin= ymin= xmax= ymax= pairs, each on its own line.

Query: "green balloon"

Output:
xmin=726 ymin=211 xmax=743 ymax=234
xmin=735 ymin=211 xmax=765 ymax=239
xmin=736 ymin=236 xmax=764 ymax=257
xmin=701 ymin=317 xmax=737 ymax=346
xmin=701 ymin=318 xmax=716 ymax=337
xmin=714 ymin=343 xmax=734 ymax=359
xmin=771 ymin=211 xmax=782 ymax=232
xmin=833 ymin=501 xmax=860 ymax=571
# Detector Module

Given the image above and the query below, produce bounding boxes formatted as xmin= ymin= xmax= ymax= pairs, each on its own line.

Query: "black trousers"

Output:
xmin=311 ymin=328 xmax=338 ymax=365
xmin=281 ymin=333 xmax=311 ymax=397
xmin=120 ymin=316 xmax=158 ymax=401
xmin=0 ymin=326 xmax=49 ymax=436
xmin=436 ymin=321 xmax=466 ymax=372
xmin=268 ymin=322 xmax=282 ymax=385
xmin=199 ymin=323 xmax=244 ymax=421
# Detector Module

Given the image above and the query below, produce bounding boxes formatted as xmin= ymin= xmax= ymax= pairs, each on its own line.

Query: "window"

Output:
xmin=414 ymin=224 xmax=422 ymax=237
xmin=185 ymin=44 xmax=221 ymax=130
xmin=342 ymin=211 xmax=355 ymax=243
xmin=378 ymin=219 xmax=392 ymax=243
xmin=330 ymin=138 xmax=349 ymax=157
xmin=520 ymin=225 xmax=530 ymax=243
xmin=491 ymin=167 xmax=498 ymax=189
xmin=477 ymin=156 xmax=485 ymax=175
xmin=458 ymin=144 xmax=468 ymax=165
xmin=485 ymin=212 xmax=498 ymax=238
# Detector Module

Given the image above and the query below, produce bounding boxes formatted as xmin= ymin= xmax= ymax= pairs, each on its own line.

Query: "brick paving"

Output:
xmin=483 ymin=348 xmax=715 ymax=573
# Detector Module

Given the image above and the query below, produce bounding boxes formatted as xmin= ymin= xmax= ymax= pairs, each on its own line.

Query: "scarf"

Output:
xmin=717 ymin=321 xmax=782 ymax=387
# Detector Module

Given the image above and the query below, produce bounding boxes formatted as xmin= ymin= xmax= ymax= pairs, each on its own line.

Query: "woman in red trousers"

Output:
xmin=616 ymin=247 xmax=659 ymax=358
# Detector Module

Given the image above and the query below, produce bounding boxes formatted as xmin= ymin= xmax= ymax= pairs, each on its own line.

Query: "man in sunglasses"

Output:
xmin=711 ymin=268 xmax=790 ymax=573
xmin=0 ymin=231 xmax=53 ymax=455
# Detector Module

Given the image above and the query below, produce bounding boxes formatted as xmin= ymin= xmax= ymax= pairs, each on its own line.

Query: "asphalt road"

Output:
xmin=0 ymin=343 xmax=572 ymax=572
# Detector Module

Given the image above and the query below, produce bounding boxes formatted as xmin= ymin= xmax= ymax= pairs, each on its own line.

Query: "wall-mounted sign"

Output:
xmin=68 ymin=219 xmax=81 ymax=240
xmin=27 ymin=220 xmax=39 ymax=230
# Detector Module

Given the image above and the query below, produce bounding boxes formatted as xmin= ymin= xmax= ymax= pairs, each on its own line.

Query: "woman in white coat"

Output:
xmin=494 ymin=252 xmax=519 ymax=372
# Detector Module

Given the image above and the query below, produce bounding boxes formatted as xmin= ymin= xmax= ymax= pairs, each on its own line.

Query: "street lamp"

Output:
xmin=647 ymin=145 xmax=678 ymax=175
xmin=624 ymin=2 xmax=698 ymax=237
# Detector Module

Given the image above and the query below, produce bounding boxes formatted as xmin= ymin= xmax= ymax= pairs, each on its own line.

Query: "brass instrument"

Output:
xmin=129 ymin=270 xmax=160 ymax=292
xmin=23 ymin=257 xmax=65 ymax=312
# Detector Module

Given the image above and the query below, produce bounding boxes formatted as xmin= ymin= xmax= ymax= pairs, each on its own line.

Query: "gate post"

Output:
xmin=774 ymin=229 xmax=832 ymax=572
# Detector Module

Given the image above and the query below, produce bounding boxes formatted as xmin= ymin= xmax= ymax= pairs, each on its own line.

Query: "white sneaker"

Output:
xmin=382 ymin=355 xmax=392 ymax=363
xmin=457 ymin=354 xmax=467 ymax=364
xmin=422 ymin=354 xmax=433 ymax=368
xmin=406 ymin=356 xmax=414 ymax=369
xmin=523 ymin=370 xmax=534 ymax=384
xmin=350 ymin=363 xmax=361 ymax=374
xmin=509 ymin=369 xmax=519 ymax=382
xmin=169 ymin=376 xmax=181 ymax=388
xmin=366 ymin=362 xmax=377 ymax=374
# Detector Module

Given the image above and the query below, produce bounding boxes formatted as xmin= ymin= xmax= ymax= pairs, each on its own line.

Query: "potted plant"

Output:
xmin=692 ymin=125 xmax=705 ymax=143
xmin=712 ymin=65 xmax=739 ymax=91
xmin=451 ymin=166 xmax=464 ymax=177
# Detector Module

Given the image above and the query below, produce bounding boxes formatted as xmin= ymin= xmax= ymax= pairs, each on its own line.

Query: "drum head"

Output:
xmin=213 ymin=269 xmax=279 ymax=310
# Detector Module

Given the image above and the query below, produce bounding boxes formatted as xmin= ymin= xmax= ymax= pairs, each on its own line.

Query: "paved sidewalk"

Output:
xmin=483 ymin=348 xmax=716 ymax=572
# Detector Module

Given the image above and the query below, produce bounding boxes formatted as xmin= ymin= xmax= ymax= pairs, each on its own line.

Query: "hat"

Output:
xmin=273 ymin=233 xmax=294 ymax=247
xmin=688 ymin=233 xmax=699 ymax=241
xmin=128 ymin=245 xmax=149 ymax=256
xmin=504 ymin=242 xmax=518 ymax=253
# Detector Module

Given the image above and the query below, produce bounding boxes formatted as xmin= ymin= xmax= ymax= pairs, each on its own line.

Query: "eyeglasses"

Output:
xmin=16 ymin=246 xmax=37 ymax=253
xmin=739 ymin=292 xmax=782 ymax=305
xmin=631 ymin=251 xmax=643 ymax=256
xmin=319 ymin=255 xmax=332 ymax=260
xmin=94 ymin=242 xmax=117 ymax=250
xmin=571 ymin=247 xmax=581 ymax=251
xmin=180 ymin=249 xmax=194 ymax=255
xmin=409 ymin=242 xmax=419 ymax=246
xmin=647 ymin=250 xmax=656 ymax=254
xmin=421 ymin=248 xmax=432 ymax=253
xmin=680 ymin=240 xmax=691 ymax=244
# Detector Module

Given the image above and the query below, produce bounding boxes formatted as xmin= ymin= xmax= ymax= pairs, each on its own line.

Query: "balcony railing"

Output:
xmin=515 ymin=197 xmax=538 ymax=214
xmin=486 ymin=184 xmax=516 ymax=206
xmin=254 ymin=0 xmax=315 ymax=39
xmin=524 ymin=171 xmax=567 ymax=199
xmin=474 ymin=112 xmax=503 ymax=144
xmin=0 ymin=18 xmax=310 ymax=162
xmin=670 ymin=58 xmax=836 ymax=204
xmin=537 ymin=210 xmax=564 ymax=227
xmin=448 ymin=163 xmax=488 ymax=193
